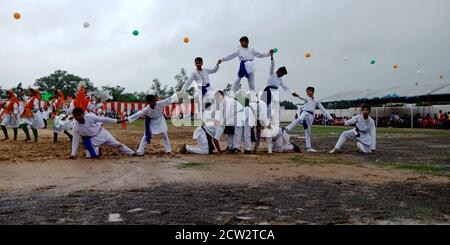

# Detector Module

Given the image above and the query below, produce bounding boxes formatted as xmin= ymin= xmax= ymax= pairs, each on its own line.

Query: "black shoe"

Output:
xmin=292 ymin=142 xmax=301 ymax=153
xmin=233 ymin=148 xmax=242 ymax=153
xmin=226 ymin=147 xmax=234 ymax=154
xmin=244 ymin=150 xmax=253 ymax=155
xmin=180 ymin=144 xmax=187 ymax=154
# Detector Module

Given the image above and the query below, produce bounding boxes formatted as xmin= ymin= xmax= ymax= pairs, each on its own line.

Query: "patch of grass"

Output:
xmin=285 ymin=125 xmax=450 ymax=138
xmin=412 ymin=207 xmax=445 ymax=222
xmin=382 ymin=163 xmax=450 ymax=177
xmin=176 ymin=162 xmax=208 ymax=170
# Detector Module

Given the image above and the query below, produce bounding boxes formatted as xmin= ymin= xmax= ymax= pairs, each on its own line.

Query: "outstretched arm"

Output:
xmin=89 ymin=113 xmax=118 ymax=124
xmin=181 ymin=73 xmax=195 ymax=92
xmin=370 ymin=122 xmax=377 ymax=151
xmin=221 ymin=50 xmax=239 ymax=62
xmin=254 ymin=48 xmax=272 ymax=59
xmin=317 ymin=102 xmax=334 ymax=121
xmin=127 ymin=109 xmax=146 ymax=123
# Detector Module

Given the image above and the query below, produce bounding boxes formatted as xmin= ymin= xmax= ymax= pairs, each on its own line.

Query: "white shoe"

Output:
xmin=307 ymin=148 xmax=318 ymax=153
xmin=356 ymin=142 xmax=364 ymax=152
xmin=329 ymin=149 xmax=337 ymax=154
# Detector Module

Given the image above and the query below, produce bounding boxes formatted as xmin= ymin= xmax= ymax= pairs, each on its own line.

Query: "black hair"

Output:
xmin=277 ymin=67 xmax=288 ymax=75
xmin=146 ymin=95 xmax=157 ymax=103
xmin=361 ymin=104 xmax=371 ymax=112
xmin=245 ymin=98 xmax=250 ymax=107
xmin=240 ymin=36 xmax=249 ymax=42
xmin=29 ymin=88 xmax=37 ymax=96
xmin=306 ymin=87 xmax=315 ymax=93
xmin=215 ymin=90 xmax=225 ymax=97
xmin=72 ymin=107 xmax=84 ymax=115
xmin=195 ymin=57 xmax=203 ymax=63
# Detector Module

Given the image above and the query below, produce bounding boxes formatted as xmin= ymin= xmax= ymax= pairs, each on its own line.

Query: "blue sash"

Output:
xmin=201 ymin=83 xmax=211 ymax=97
xmin=145 ymin=116 xmax=152 ymax=144
xmin=82 ymin=136 xmax=98 ymax=158
xmin=238 ymin=60 xmax=250 ymax=78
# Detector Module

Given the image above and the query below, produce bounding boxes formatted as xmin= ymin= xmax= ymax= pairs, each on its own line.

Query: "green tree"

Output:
xmin=150 ymin=78 xmax=170 ymax=98
xmin=174 ymin=68 xmax=195 ymax=97
xmin=280 ymin=100 xmax=298 ymax=110
xmin=34 ymin=70 xmax=94 ymax=98
xmin=101 ymin=85 xmax=126 ymax=101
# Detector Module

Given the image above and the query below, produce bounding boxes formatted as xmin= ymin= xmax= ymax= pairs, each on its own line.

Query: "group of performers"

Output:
xmin=0 ymin=36 xmax=377 ymax=159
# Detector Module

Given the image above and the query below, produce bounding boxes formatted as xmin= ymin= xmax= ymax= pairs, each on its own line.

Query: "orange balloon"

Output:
xmin=393 ymin=64 xmax=399 ymax=70
xmin=305 ymin=52 xmax=311 ymax=59
xmin=13 ymin=12 xmax=21 ymax=20
xmin=183 ymin=37 xmax=190 ymax=43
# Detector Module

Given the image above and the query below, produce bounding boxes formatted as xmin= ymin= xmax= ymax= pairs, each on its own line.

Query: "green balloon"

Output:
xmin=273 ymin=48 xmax=278 ymax=53
xmin=132 ymin=30 xmax=139 ymax=36
xmin=370 ymin=60 xmax=376 ymax=65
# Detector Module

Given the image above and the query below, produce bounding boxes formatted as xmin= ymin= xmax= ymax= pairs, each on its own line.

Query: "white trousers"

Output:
xmin=232 ymin=73 xmax=256 ymax=93
xmin=1 ymin=114 xmax=20 ymax=128
xmin=85 ymin=129 xmax=135 ymax=158
xmin=286 ymin=111 xmax=314 ymax=149
xmin=243 ymin=125 xmax=254 ymax=151
xmin=334 ymin=129 xmax=372 ymax=153
xmin=186 ymin=133 xmax=210 ymax=155
xmin=227 ymin=126 xmax=243 ymax=150
xmin=137 ymin=131 xmax=172 ymax=155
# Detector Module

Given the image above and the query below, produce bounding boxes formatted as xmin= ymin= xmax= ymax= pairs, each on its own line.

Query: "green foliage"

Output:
xmin=281 ymin=100 xmax=298 ymax=110
xmin=33 ymin=70 xmax=95 ymax=98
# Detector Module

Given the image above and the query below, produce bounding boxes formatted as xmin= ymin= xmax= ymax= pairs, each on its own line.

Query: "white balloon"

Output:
xmin=83 ymin=22 xmax=90 ymax=28
xmin=416 ymin=70 xmax=422 ymax=74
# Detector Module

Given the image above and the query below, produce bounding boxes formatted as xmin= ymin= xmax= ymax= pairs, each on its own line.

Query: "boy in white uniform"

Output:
xmin=219 ymin=36 xmax=273 ymax=96
xmin=181 ymin=121 xmax=225 ymax=155
xmin=125 ymin=93 xmax=180 ymax=156
xmin=1 ymin=90 xmax=20 ymax=141
xmin=209 ymin=91 xmax=244 ymax=154
xmin=19 ymin=88 xmax=45 ymax=142
xmin=263 ymin=53 xmax=299 ymax=126
xmin=285 ymin=87 xmax=334 ymax=153
xmin=254 ymin=125 xmax=301 ymax=154
xmin=182 ymin=57 xmax=221 ymax=100
xmin=330 ymin=105 xmax=376 ymax=154
xmin=70 ymin=107 xmax=134 ymax=159
xmin=242 ymin=97 xmax=269 ymax=154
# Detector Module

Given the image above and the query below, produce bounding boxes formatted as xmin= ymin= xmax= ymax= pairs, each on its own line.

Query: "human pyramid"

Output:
xmin=0 ymin=36 xmax=377 ymax=159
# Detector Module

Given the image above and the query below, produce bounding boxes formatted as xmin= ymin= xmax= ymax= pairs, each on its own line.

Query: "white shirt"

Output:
xmin=244 ymin=101 xmax=270 ymax=127
xmin=221 ymin=47 xmax=271 ymax=74
xmin=182 ymin=66 xmax=220 ymax=91
xmin=345 ymin=114 xmax=377 ymax=150
xmin=210 ymin=97 xmax=244 ymax=127
xmin=71 ymin=113 xmax=118 ymax=156
xmin=193 ymin=122 xmax=224 ymax=141
xmin=42 ymin=111 xmax=50 ymax=120
xmin=128 ymin=95 xmax=178 ymax=135
xmin=267 ymin=60 xmax=290 ymax=93
xmin=298 ymin=96 xmax=333 ymax=120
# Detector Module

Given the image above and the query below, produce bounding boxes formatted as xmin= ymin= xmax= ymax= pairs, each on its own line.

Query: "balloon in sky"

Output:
xmin=305 ymin=52 xmax=311 ymax=59
xmin=342 ymin=57 xmax=349 ymax=62
xmin=13 ymin=12 xmax=21 ymax=20
xmin=42 ymin=92 xmax=52 ymax=102
xmin=183 ymin=37 xmax=190 ymax=43
xmin=132 ymin=30 xmax=139 ymax=36
xmin=440 ymin=75 xmax=444 ymax=80
xmin=83 ymin=22 xmax=90 ymax=28
xmin=416 ymin=70 xmax=422 ymax=74
xmin=273 ymin=48 xmax=278 ymax=53
xmin=393 ymin=64 xmax=399 ymax=70
xmin=370 ymin=60 xmax=376 ymax=65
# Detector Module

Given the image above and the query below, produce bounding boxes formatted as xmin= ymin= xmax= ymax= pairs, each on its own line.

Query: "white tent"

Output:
xmin=321 ymin=82 xmax=450 ymax=102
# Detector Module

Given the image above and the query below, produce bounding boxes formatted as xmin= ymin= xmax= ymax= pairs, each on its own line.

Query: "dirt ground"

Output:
xmin=0 ymin=123 xmax=449 ymax=225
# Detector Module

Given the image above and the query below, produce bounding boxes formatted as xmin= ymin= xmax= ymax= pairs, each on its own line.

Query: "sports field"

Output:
xmin=0 ymin=122 xmax=449 ymax=224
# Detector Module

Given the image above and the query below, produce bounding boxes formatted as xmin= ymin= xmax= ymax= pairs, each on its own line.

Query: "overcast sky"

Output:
xmin=1 ymin=0 xmax=449 ymax=99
